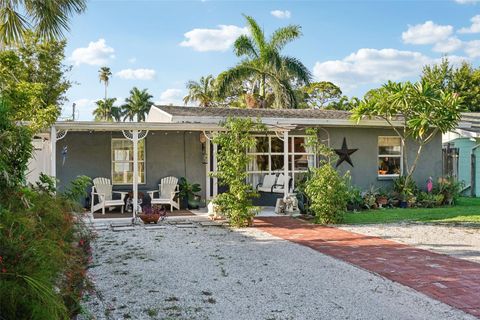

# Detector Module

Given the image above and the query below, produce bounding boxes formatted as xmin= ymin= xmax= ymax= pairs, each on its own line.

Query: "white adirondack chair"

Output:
xmin=256 ymin=174 xmax=277 ymax=192
xmin=91 ymin=177 xmax=127 ymax=214
xmin=147 ymin=176 xmax=180 ymax=212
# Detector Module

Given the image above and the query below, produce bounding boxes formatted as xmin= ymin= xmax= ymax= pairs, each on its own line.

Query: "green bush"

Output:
xmin=436 ymin=176 xmax=464 ymax=205
xmin=212 ymin=117 xmax=265 ymax=227
xmin=305 ymin=164 xmax=349 ymax=224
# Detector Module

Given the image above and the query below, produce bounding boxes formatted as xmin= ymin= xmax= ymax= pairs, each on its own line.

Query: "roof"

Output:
xmin=147 ymin=105 xmax=402 ymax=128
xmin=453 ymin=113 xmax=480 ymax=137
xmin=155 ymin=105 xmax=352 ymax=120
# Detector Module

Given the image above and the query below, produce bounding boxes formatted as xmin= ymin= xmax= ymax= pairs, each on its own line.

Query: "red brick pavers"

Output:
xmin=255 ymin=217 xmax=480 ymax=318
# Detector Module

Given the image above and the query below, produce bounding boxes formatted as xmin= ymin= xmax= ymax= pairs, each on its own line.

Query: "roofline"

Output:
xmin=169 ymin=115 xmax=403 ymax=128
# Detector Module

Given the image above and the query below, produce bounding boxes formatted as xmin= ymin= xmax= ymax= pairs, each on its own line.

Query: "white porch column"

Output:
xmin=206 ymin=139 xmax=211 ymax=200
xmin=213 ymin=141 xmax=218 ymax=197
xmin=283 ymin=130 xmax=289 ymax=199
xmin=132 ymin=129 xmax=139 ymax=219
xmin=50 ymin=126 xmax=56 ymax=183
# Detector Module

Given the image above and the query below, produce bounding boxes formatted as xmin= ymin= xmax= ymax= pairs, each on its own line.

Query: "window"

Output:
xmin=378 ymin=136 xmax=402 ymax=178
xmin=111 ymin=139 xmax=145 ymax=184
xmin=247 ymin=135 xmax=316 ymax=188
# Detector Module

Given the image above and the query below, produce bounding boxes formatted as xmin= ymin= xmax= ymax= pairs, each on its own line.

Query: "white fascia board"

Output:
xmin=454 ymin=128 xmax=480 ymax=138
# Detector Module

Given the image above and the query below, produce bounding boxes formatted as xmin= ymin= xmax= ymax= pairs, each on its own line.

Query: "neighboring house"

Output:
xmin=443 ymin=113 xmax=480 ymax=196
xmin=28 ymin=106 xmax=443 ymax=218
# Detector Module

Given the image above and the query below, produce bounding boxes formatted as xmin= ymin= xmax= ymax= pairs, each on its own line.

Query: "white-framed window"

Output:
xmin=111 ymin=138 xmax=145 ymax=184
xmin=378 ymin=136 xmax=402 ymax=178
xmin=246 ymin=135 xmax=316 ymax=188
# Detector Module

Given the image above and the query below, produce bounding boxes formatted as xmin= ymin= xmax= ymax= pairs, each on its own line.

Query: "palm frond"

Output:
xmin=242 ymin=14 xmax=266 ymax=53
xmin=216 ymin=62 xmax=259 ymax=99
xmin=281 ymin=55 xmax=312 ymax=84
xmin=0 ymin=4 xmax=30 ymax=45
xmin=233 ymin=34 xmax=258 ymax=59
xmin=269 ymin=25 xmax=302 ymax=51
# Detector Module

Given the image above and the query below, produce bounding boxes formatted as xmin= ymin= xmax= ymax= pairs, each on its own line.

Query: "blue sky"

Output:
xmin=63 ymin=0 xmax=480 ymax=120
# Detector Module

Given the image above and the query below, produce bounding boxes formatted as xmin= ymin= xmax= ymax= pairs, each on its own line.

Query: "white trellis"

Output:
xmin=122 ymin=130 xmax=148 ymax=219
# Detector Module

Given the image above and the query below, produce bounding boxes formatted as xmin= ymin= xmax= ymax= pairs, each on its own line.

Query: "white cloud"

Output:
xmin=155 ymin=88 xmax=185 ymax=106
xmin=465 ymin=40 xmax=480 ymax=57
xmin=180 ymin=25 xmax=248 ymax=52
xmin=115 ymin=68 xmax=156 ymax=80
xmin=69 ymin=39 xmax=115 ymax=66
xmin=454 ymin=0 xmax=479 ymax=4
xmin=433 ymin=37 xmax=463 ymax=52
xmin=459 ymin=15 xmax=480 ymax=33
xmin=271 ymin=10 xmax=291 ymax=19
xmin=313 ymin=48 xmax=433 ymax=90
xmin=402 ymin=21 xmax=453 ymax=45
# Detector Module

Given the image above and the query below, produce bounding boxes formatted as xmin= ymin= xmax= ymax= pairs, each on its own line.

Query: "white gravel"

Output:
xmin=80 ymin=223 xmax=476 ymax=320
xmin=339 ymin=223 xmax=480 ymax=264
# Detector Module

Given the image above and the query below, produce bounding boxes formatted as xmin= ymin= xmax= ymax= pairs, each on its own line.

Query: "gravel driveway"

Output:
xmin=81 ymin=223 xmax=476 ymax=320
xmin=339 ymin=223 xmax=480 ymax=263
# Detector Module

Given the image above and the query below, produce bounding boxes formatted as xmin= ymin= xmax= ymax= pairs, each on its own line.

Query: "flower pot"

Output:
xmin=138 ymin=214 xmax=160 ymax=224
xmin=399 ymin=201 xmax=408 ymax=208
xmin=376 ymin=196 xmax=388 ymax=207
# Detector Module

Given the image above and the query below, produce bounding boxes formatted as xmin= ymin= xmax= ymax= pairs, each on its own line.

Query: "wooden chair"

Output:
xmin=91 ymin=177 xmax=127 ymax=214
xmin=148 ymin=176 xmax=180 ymax=212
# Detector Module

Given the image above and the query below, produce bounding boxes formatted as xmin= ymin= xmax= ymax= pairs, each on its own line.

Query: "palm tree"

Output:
xmin=216 ymin=15 xmax=311 ymax=108
xmin=93 ymin=98 xmax=120 ymax=121
xmin=183 ymin=75 xmax=217 ymax=107
xmin=0 ymin=0 xmax=86 ymax=45
xmin=121 ymin=87 xmax=153 ymax=121
xmin=98 ymin=66 xmax=112 ymax=101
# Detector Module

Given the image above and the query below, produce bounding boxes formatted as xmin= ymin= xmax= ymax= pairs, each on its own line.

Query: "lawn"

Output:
xmin=343 ymin=197 xmax=480 ymax=225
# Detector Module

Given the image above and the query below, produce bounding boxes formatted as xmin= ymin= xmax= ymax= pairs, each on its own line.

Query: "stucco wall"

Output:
xmin=56 ymin=131 xmax=207 ymax=200
xmin=293 ymin=127 xmax=442 ymax=191
xmin=56 ymin=127 xmax=443 ymax=201
xmin=450 ymin=137 xmax=480 ymax=196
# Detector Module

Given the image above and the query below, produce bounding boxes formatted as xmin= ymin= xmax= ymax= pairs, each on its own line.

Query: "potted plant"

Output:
xmin=393 ymin=177 xmax=417 ymax=209
xmin=437 ymin=176 xmax=463 ymax=205
xmin=363 ymin=186 xmax=379 ymax=209
xmin=347 ymin=187 xmax=363 ymax=212
xmin=138 ymin=205 xmax=166 ymax=224
xmin=178 ymin=177 xmax=202 ymax=209
xmin=376 ymin=189 xmax=388 ymax=208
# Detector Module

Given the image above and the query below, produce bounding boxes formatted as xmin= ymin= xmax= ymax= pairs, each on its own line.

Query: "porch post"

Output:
xmin=50 ymin=126 xmax=56 ymax=184
xmin=283 ymin=130 xmax=289 ymax=199
xmin=213 ymin=141 xmax=218 ymax=197
xmin=132 ymin=129 xmax=139 ymax=219
xmin=206 ymin=139 xmax=211 ymax=200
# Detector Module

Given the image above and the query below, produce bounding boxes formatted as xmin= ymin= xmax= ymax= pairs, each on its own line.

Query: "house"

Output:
xmin=443 ymin=112 xmax=480 ymax=196
xmin=29 ymin=105 xmax=443 ymax=218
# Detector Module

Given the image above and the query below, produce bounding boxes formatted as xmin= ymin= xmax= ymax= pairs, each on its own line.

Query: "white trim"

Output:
xmin=50 ymin=126 xmax=56 ymax=184
xmin=206 ymin=139 xmax=211 ymax=201
xmin=283 ymin=131 xmax=289 ymax=199
xmin=377 ymin=136 xmax=403 ymax=178
xmin=111 ymin=138 xmax=146 ymax=185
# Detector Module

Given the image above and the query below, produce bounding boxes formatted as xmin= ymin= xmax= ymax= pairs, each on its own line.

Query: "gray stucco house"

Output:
xmin=29 ymin=105 xmax=442 ymax=217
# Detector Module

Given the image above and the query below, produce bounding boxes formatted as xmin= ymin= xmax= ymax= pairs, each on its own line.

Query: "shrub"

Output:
xmin=0 ymin=176 xmax=93 ymax=319
xmin=305 ymin=164 xmax=349 ymax=224
xmin=436 ymin=176 xmax=464 ymax=205
xmin=393 ymin=176 xmax=418 ymax=199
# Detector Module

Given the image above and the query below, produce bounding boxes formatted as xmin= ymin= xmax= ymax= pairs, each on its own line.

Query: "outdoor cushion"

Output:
xmin=95 ymin=184 xmax=112 ymax=201
xmin=257 ymin=174 xmax=277 ymax=192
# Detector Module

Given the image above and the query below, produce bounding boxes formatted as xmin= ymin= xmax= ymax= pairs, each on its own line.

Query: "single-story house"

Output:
xmin=28 ymin=105 xmax=443 ymax=218
xmin=443 ymin=112 xmax=480 ymax=196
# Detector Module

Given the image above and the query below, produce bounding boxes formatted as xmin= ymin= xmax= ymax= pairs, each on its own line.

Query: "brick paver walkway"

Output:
xmin=255 ymin=217 xmax=480 ymax=318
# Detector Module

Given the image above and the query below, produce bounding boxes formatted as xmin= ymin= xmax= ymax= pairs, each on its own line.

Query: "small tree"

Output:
xmin=212 ymin=117 xmax=265 ymax=227
xmin=351 ymin=80 xmax=462 ymax=193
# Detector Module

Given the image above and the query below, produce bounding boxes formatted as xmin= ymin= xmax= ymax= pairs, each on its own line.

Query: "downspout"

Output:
xmin=470 ymin=143 xmax=480 ymax=197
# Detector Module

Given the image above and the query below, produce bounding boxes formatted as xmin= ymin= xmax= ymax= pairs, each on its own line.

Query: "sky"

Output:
xmin=62 ymin=0 xmax=480 ymax=120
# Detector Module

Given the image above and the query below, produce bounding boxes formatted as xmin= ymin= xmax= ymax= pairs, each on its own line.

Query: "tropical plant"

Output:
xmin=121 ymin=87 xmax=153 ymax=121
xmin=0 ymin=32 xmax=72 ymax=131
xmin=98 ymin=66 xmax=112 ymax=101
xmin=436 ymin=176 xmax=464 ymax=205
xmin=183 ymin=75 xmax=218 ymax=107
xmin=352 ymin=80 xmax=463 ymax=195
xmin=0 ymin=0 xmax=86 ymax=45
xmin=216 ymin=15 xmax=311 ymax=109
xmin=93 ymin=98 xmax=121 ymax=121
xmin=211 ymin=117 xmax=265 ymax=227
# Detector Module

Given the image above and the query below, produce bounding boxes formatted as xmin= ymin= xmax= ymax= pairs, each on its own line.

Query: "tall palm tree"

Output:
xmin=216 ymin=15 xmax=311 ymax=108
xmin=0 ymin=0 xmax=86 ymax=45
xmin=121 ymin=87 xmax=153 ymax=121
xmin=92 ymin=98 xmax=120 ymax=122
xmin=98 ymin=66 xmax=112 ymax=101
xmin=183 ymin=75 xmax=217 ymax=107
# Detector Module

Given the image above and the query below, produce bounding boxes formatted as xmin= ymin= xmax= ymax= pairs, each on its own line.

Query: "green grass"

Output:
xmin=343 ymin=197 xmax=480 ymax=225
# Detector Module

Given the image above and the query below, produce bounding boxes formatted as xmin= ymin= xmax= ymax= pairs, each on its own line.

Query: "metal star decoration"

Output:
xmin=334 ymin=137 xmax=358 ymax=167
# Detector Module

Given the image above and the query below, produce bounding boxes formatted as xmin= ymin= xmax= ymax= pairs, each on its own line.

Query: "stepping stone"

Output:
xmin=110 ymin=222 xmax=132 ymax=228
xmin=199 ymin=221 xmax=225 ymax=227
xmin=168 ymin=220 xmax=191 ymax=225
xmin=94 ymin=225 xmax=109 ymax=230
xmin=112 ymin=226 xmax=135 ymax=232
xmin=144 ymin=225 xmax=167 ymax=230
xmin=176 ymin=224 xmax=197 ymax=228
